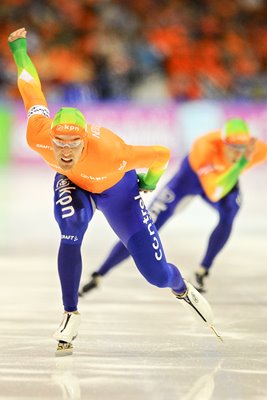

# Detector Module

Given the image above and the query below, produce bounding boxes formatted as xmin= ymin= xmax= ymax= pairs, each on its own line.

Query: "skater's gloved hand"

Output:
xmin=8 ymin=28 xmax=27 ymax=54
xmin=8 ymin=27 xmax=27 ymax=43
xmin=137 ymin=173 xmax=156 ymax=193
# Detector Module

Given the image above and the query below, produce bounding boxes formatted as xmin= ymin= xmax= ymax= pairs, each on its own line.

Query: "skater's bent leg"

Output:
xmin=96 ymin=171 xmax=216 ymax=334
xmin=201 ymin=189 xmax=241 ymax=269
xmin=54 ymin=174 xmax=93 ymax=311
xmin=96 ymin=172 xmax=186 ymax=294
xmin=127 ymin=227 xmax=186 ymax=293
xmin=149 ymin=156 xmax=200 ymax=229
xmin=58 ymin=243 xmax=82 ymax=311
xmin=97 ymin=183 xmax=188 ymax=277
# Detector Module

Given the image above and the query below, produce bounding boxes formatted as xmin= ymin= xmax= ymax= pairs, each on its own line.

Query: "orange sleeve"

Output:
xmin=189 ymin=136 xmax=221 ymax=201
xmin=96 ymin=126 xmax=170 ymax=175
xmin=245 ymin=140 xmax=267 ymax=169
xmin=124 ymin=144 xmax=170 ymax=189
xmin=190 ymin=135 xmax=267 ymax=202
xmin=125 ymin=145 xmax=170 ymax=171
xmin=26 ymin=115 xmax=52 ymax=150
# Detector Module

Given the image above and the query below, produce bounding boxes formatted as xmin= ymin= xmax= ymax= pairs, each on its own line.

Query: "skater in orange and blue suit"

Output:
xmin=8 ymin=28 xmax=220 ymax=355
xmin=80 ymin=119 xmax=267 ymax=295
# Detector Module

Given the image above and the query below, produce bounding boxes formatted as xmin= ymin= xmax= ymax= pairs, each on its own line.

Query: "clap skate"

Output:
xmin=173 ymin=281 xmax=223 ymax=342
xmin=53 ymin=312 xmax=81 ymax=356
xmin=55 ymin=341 xmax=73 ymax=356
xmin=79 ymin=272 xmax=101 ymax=297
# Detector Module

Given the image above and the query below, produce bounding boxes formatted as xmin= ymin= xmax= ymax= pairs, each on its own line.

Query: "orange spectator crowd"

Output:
xmin=1 ymin=0 xmax=267 ymax=102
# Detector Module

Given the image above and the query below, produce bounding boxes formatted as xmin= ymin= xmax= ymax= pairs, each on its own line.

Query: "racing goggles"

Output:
xmin=52 ymin=138 xmax=84 ymax=148
xmin=225 ymin=142 xmax=247 ymax=151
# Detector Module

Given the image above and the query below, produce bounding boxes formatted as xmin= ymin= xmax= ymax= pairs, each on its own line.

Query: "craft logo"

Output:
xmin=61 ymin=235 xmax=78 ymax=242
xmin=36 ymin=143 xmax=52 ymax=150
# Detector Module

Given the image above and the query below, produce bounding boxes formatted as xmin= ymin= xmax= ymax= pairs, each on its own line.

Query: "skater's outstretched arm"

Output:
xmin=126 ymin=145 xmax=170 ymax=192
xmin=8 ymin=27 xmax=51 ymax=148
xmin=8 ymin=28 xmax=48 ymax=112
xmin=189 ymin=132 xmax=267 ymax=202
xmin=189 ymin=138 xmax=249 ymax=202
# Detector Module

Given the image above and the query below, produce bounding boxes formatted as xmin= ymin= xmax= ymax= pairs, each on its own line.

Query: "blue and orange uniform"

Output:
xmin=9 ymin=33 xmax=189 ymax=312
xmin=82 ymin=122 xmax=267 ymax=291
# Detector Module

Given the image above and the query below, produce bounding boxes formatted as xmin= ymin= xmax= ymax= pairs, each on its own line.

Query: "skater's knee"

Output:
xmin=56 ymin=210 xmax=89 ymax=244
xmin=225 ymin=207 xmax=239 ymax=223
xmin=140 ymin=266 xmax=170 ymax=288
xmin=220 ymin=202 xmax=240 ymax=223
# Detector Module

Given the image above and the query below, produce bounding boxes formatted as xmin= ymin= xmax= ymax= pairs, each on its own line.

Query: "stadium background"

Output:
xmin=1 ymin=0 xmax=267 ymax=166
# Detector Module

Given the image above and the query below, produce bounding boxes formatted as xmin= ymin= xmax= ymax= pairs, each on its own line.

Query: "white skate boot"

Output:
xmin=53 ymin=312 xmax=81 ymax=356
xmin=173 ymin=281 xmax=222 ymax=341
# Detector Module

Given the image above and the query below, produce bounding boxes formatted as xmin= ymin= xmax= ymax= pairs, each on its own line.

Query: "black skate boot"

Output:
xmin=79 ymin=272 xmax=100 ymax=297
xmin=192 ymin=267 xmax=209 ymax=293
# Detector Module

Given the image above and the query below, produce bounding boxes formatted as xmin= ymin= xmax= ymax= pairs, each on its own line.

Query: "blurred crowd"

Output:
xmin=1 ymin=0 xmax=267 ymax=103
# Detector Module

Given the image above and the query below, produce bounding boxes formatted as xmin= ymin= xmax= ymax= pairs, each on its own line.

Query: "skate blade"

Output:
xmin=210 ymin=325 xmax=224 ymax=343
xmin=55 ymin=342 xmax=73 ymax=357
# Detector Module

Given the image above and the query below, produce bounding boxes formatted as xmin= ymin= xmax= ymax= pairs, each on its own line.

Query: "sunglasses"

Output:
xmin=52 ymin=138 xmax=83 ymax=148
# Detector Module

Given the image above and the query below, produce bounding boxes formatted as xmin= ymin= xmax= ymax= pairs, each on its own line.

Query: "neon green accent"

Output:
xmin=0 ymin=107 xmax=12 ymax=165
xmin=216 ymin=155 xmax=248 ymax=198
xmin=138 ymin=169 xmax=164 ymax=191
xmin=51 ymin=108 xmax=87 ymax=131
xmin=223 ymin=118 xmax=249 ymax=140
xmin=9 ymin=38 xmax=40 ymax=83
xmin=8 ymin=37 xmax=27 ymax=53
xmin=145 ymin=169 xmax=164 ymax=186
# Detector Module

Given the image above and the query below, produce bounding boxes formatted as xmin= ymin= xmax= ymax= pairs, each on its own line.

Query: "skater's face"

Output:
xmin=51 ymin=134 xmax=84 ymax=171
xmin=224 ymin=142 xmax=247 ymax=163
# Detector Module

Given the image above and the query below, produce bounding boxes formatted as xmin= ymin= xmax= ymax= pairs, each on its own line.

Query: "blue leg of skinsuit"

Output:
xmin=91 ymin=170 xmax=187 ymax=293
xmin=54 ymin=174 xmax=94 ymax=312
xmin=96 ymin=157 xmax=241 ymax=276
xmin=96 ymin=156 xmax=202 ymax=276
xmin=200 ymin=184 xmax=241 ymax=270
xmin=54 ymin=170 xmax=186 ymax=311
